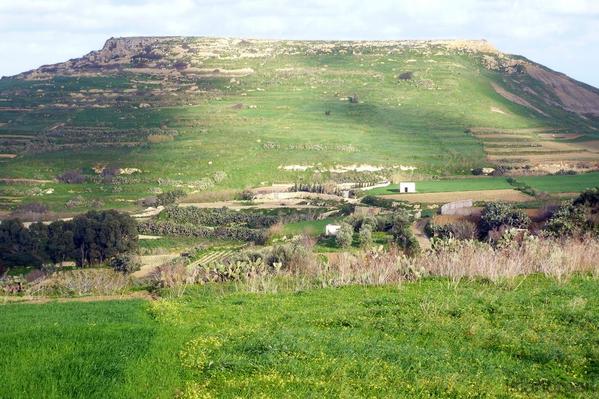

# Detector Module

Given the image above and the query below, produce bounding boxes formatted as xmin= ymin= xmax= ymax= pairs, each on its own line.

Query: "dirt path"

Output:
xmin=385 ymin=189 xmax=533 ymax=203
xmin=412 ymin=219 xmax=431 ymax=250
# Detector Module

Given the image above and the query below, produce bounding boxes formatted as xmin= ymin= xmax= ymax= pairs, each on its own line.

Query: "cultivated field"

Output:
xmin=385 ymin=188 xmax=533 ymax=203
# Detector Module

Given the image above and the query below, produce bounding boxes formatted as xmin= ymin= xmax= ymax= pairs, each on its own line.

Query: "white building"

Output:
xmin=399 ymin=182 xmax=416 ymax=193
xmin=325 ymin=224 xmax=341 ymax=236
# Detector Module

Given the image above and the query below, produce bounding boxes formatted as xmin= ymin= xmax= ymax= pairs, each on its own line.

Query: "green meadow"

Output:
xmin=1 ymin=276 xmax=597 ymax=398
xmin=517 ymin=172 xmax=599 ymax=193
xmin=367 ymin=176 xmax=513 ymax=195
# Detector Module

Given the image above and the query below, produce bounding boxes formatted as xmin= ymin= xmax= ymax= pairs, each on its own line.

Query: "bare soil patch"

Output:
xmin=386 ymin=189 xmax=533 ymax=203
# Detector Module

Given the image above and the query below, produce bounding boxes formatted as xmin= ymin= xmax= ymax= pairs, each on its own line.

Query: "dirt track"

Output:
xmin=386 ymin=189 xmax=533 ymax=203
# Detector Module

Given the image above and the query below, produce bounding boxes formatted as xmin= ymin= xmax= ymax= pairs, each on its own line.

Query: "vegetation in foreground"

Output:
xmin=1 ymin=276 xmax=598 ymax=398
xmin=1 ymin=189 xmax=598 ymax=397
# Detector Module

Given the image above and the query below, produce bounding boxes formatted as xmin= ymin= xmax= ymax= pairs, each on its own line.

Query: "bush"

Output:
xmin=391 ymin=225 xmax=420 ymax=256
xmin=57 ymin=169 xmax=86 ymax=184
xmin=32 ymin=269 xmax=130 ymax=296
xmin=425 ymin=220 xmax=477 ymax=240
xmin=361 ymin=195 xmax=395 ymax=209
xmin=160 ymin=206 xmax=278 ymax=229
xmin=150 ymin=261 xmax=190 ymax=295
xmin=110 ymin=253 xmax=141 ymax=274
xmin=10 ymin=202 xmax=49 ymax=221
xmin=336 ymin=223 xmax=354 ymax=248
xmin=138 ymin=220 xmax=269 ymax=244
xmin=236 ymin=190 xmax=254 ymax=201
xmin=156 ymin=189 xmax=186 ymax=206
xmin=543 ymin=188 xmax=599 ymax=238
xmin=359 ymin=225 xmax=373 ymax=248
xmin=479 ymin=202 xmax=530 ymax=237
xmin=573 ymin=187 xmax=599 ymax=208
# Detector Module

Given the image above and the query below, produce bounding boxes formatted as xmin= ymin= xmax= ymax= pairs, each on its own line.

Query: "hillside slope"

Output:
xmin=0 ymin=37 xmax=598 ymax=211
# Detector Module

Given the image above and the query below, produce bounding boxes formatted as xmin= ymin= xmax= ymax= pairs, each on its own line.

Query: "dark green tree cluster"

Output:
xmin=0 ymin=210 xmax=138 ymax=268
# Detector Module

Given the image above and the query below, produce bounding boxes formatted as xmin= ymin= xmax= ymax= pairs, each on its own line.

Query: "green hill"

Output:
xmin=1 ymin=37 xmax=598 ymax=212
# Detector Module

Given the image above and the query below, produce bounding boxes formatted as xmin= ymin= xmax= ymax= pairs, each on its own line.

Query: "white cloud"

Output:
xmin=0 ymin=0 xmax=597 ymax=86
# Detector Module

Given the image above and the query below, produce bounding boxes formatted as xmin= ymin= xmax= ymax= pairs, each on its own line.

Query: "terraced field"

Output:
xmin=189 ymin=248 xmax=239 ymax=267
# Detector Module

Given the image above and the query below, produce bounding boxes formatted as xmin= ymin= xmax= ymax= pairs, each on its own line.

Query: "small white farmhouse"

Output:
xmin=325 ymin=224 xmax=341 ymax=236
xmin=399 ymin=182 xmax=416 ymax=193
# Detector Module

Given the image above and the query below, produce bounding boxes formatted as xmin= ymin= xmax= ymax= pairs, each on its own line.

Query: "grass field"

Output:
xmin=367 ymin=177 xmax=513 ymax=195
xmin=1 ymin=276 xmax=597 ymax=398
xmin=517 ymin=172 xmax=599 ymax=193
xmin=281 ymin=218 xmax=338 ymax=236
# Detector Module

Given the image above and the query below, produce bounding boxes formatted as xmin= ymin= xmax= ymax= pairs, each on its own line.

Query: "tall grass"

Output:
xmin=419 ymin=238 xmax=599 ymax=282
xmin=234 ymin=238 xmax=599 ymax=292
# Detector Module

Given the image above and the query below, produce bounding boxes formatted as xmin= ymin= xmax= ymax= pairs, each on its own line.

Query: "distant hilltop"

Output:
xmin=16 ymin=37 xmax=501 ymax=80
xmin=12 ymin=36 xmax=599 ymax=118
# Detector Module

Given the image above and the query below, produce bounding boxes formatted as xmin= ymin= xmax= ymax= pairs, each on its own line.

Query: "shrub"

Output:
xmin=65 ymin=195 xmax=86 ymax=208
xmin=543 ymin=188 xmax=599 ymax=238
xmin=391 ymin=225 xmax=420 ymax=256
xmin=236 ymin=190 xmax=254 ymax=201
xmin=32 ymin=269 xmax=130 ymax=296
xmin=156 ymin=189 xmax=186 ymax=206
xmin=57 ymin=169 xmax=86 ymax=184
xmin=160 ymin=206 xmax=278 ymax=229
xmin=361 ymin=195 xmax=395 ymax=209
xmin=110 ymin=253 xmax=141 ymax=274
xmin=573 ymin=187 xmax=599 ymax=208
xmin=10 ymin=202 xmax=49 ymax=221
xmin=479 ymin=202 xmax=530 ymax=237
xmin=150 ymin=261 xmax=190 ymax=292
xmin=138 ymin=220 xmax=269 ymax=244
xmin=336 ymin=223 xmax=353 ymax=248
xmin=358 ymin=225 xmax=373 ymax=248
xmin=425 ymin=220 xmax=477 ymax=240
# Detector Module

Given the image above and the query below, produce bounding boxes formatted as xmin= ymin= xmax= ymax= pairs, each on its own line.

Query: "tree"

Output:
xmin=28 ymin=222 xmax=50 ymax=265
xmin=72 ymin=210 xmax=138 ymax=266
xmin=47 ymin=221 xmax=75 ymax=265
xmin=110 ymin=253 xmax=141 ymax=274
xmin=0 ymin=219 xmax=36 ymax=267
xmin=336 ymin=223 xmax=353 ymax=249
xmin=359 ymin=225 xmax=373 ymax=248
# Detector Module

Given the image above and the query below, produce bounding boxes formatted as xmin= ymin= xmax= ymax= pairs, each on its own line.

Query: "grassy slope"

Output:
xmin=1 ymin=276 xmax=598 ymax=398
xmin=0 ymin=44 xmax=557 ymax=211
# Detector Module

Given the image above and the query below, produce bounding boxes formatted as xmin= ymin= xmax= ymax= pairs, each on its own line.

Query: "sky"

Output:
xmin=0 ymin=0 xmax=598 ymax=87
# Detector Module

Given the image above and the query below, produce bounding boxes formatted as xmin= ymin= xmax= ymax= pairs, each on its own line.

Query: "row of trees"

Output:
xmin=0 ymin=210 xmax=138 ymax=269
